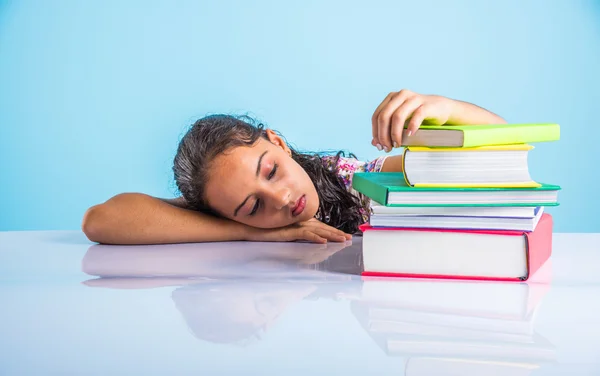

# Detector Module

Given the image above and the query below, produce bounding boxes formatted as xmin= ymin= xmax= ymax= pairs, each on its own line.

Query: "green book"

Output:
xmin=399 ymin=123 xmax=559 ymax=147
xmin=352 ymin=172 xmax=561 ymax=207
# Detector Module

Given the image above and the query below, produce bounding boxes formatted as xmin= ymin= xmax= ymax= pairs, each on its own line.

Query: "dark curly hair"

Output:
xmin=173 ymin=114 xmax=367 ymax=233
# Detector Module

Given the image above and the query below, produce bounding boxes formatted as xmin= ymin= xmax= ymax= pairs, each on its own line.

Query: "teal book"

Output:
xmin=352 ymin=172 xmax=560 ymax=207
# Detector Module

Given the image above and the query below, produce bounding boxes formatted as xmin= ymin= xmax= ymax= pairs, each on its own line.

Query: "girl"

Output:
xmin=82 ymin=89 xmax=505 ymax=245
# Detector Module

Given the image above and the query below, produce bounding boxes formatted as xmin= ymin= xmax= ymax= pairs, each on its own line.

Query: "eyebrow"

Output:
xmin=256 ymin=150 xmax=268 ymax=177
xmin=234 ymin=150 xmax=268 ymax=217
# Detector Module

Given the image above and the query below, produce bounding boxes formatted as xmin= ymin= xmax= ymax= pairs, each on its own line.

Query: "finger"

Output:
xmin=390 ymin=96 xmax=422 ymax=148
xmin=371 ymin=92 xmax=395 ymax=147
xmin=306 ymin=218 xmax=352 ymax=239
xmin=317 ymin=229 xmax=352 ymax=241
xmin=406 ymin=104 xmax=429 ymax=136
xmin=377 ymin=90 xmax=413 ymax=152
xmin=311 ymin=227 xmax=347 ymax=242
xmin=314 ymin=222 xmax=352 ymax=240
xmin=301 ymin=229 xmax=327 ymax=244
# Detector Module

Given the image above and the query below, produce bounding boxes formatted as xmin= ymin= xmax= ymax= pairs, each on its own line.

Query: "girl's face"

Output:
xmin=204 ymin=130 xmax=320 ymax=229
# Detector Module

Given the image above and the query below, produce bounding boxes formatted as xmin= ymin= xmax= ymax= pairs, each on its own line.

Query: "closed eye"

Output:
xmin=247 ymin=164 xmax=276 ymax=217
xmin=249 ymin=199 xmax=260 ymax=216
xmin=268 ymin=164 xmax=278 ymax=180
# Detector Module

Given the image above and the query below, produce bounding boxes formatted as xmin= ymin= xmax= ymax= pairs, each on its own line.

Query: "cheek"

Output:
xmin=304 ymin=176 xmax=320 ymax=214
xmin=240 ymin=212 xmax=296 ymax=229
xmin=305 ymin=191 xmax=320 ymax=218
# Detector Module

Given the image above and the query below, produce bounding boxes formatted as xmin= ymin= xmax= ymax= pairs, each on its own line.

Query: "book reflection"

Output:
xmin=351 ymin=262 xmax=556 ymax=375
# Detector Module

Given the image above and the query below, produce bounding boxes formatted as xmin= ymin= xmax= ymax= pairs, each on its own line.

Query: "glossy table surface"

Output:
xmin=1 ymin=231 xmax=599 ymax=375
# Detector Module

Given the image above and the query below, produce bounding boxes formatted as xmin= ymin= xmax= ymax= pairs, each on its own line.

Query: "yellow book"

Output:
xmin=401 ymin=144 xmax=541 ymax=188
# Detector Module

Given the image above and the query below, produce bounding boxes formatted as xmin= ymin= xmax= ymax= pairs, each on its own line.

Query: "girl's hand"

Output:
xmin=246 ymin=218 xmax=352 ymax=244
xmin=371 ymin=89 xmax=455 ymax=152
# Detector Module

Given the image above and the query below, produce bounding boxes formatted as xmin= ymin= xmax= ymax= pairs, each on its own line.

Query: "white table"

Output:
xmin=0 ymin=231 xmax=599 ymax=375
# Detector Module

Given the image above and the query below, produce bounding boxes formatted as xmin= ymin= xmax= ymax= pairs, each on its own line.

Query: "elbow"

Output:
xmin=82 ymin=205 xmax=108 ymax=243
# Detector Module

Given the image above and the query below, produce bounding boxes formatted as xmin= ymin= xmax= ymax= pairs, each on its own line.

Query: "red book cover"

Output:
xmin=360 ymin=213 xmax=553 ymax=282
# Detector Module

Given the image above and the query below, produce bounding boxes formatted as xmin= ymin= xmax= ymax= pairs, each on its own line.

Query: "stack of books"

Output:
xmin=352 ymin=123 xmax=561 ymax=282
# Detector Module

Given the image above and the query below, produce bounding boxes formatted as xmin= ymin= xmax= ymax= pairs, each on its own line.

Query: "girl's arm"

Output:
xmin=82 ymin=193 xmax=251 ymax=244
xmin=372 ymin=90 xmax=506 ymax=172
xmin=371 ymin=89 xmax=506 ymax=153
xmin=82 ymin=193 xmax=350 ymax=245
xmin=444 ymin=98 xmax=506 ymax=125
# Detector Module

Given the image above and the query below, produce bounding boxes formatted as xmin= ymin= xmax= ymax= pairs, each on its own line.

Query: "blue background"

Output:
xmin=1 ymin=0 xmax=598 ymax=232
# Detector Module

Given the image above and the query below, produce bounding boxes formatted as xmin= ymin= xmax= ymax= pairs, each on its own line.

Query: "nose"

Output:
xmin=265 ymin=185 xmax=293 ymax=210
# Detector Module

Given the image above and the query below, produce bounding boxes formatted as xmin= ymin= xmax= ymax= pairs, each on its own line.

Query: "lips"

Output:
xmin=291 ymin=195 xmax=306 ymax=217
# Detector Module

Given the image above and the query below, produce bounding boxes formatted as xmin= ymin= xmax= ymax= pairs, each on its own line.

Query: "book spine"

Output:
xmin=402 ymin=147 xmax=413 ymax=187
xmin=463 ymin=124 xmax=560 ymax=147
xmin=352 ymin=173 xmax=390 ymax=205
xmin=524 ymin=213 xmax=553 ymax=280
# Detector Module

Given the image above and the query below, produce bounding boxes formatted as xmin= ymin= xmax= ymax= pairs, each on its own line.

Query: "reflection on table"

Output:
xmin=81 ymin=238 xmax=555 ymax=373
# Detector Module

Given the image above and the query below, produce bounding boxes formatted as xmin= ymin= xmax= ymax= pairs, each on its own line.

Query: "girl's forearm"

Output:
xmin=82 ymin=193 xmax=251 ymax=245
xmin=446 ymin=98 xmax=507 ymax=125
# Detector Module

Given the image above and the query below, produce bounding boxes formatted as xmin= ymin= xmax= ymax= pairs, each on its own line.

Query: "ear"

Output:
xmin=265 ymin=129 xmax=292 ymax=156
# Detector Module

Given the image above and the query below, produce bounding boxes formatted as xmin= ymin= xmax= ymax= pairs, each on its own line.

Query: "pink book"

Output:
xmin=359 ymin=214 xmax=553 ymax=282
